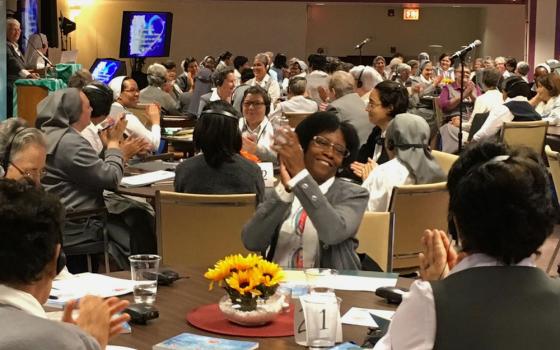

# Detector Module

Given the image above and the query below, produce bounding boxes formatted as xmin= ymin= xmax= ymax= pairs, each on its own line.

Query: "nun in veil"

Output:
xmin=362 ymin=113 xmax=446 ymax=212
xmin=24 ymin=33 xmax=49 ymax=70
xmin=37 ymin=88 xmax=157 ymax=271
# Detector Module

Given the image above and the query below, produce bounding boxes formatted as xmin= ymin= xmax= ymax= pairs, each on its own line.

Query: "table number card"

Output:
xmin=293 ymin=294 xmax=342 ymax=346
xmin=257 ymin=162 xmax=274 ymax=187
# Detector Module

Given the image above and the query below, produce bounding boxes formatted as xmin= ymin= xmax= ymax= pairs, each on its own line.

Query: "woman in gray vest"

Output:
xmin=375 ymin=142 xmax=559 ymax=350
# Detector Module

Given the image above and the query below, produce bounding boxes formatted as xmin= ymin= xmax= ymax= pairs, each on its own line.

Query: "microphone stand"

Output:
xmin=453 ymin=53 xmax=467 ymax=153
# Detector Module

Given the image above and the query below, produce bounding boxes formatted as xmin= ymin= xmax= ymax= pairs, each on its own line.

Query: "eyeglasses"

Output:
xmin=242 ymin=101 xmax=265 ymax=108
xmin=367 ymin=100 xmax=382 ymax=108
xmin=9 ymin=162 xmax=47 ymax=180
xmin=312 ymin=135 xmax=349 ymax=158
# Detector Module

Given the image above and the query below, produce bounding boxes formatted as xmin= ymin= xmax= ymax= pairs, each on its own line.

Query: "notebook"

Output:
xmin=152 ymin=333 xmax=258 ymax=350
xmin=120 ymin=170 xmax=175 ymax=188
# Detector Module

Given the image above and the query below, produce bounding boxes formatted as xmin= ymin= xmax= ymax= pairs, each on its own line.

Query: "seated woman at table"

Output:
xmin=362 ymin=113 xmax=446 ymax=212
xmin=0 ymin=119 xmax=46 ymax=188
xmin=242 ymin=112 xmax=369 ymax=270
xmin=37 ymin=88 xmax=157 ymax=270
xmin=174 ymin=101 xmax=265 ymax=203
xmin=409 ymin=60 xmax=443 ymax=141
xmin=529 ymin=73 xmax=560 ymax=125
xmin=438 ymin=66 xmax=481 ymax=153
xmin=0 ymin=179 xmax=130 ymax=350
xmin=374 ymin=142 xmax=560 ymax=350
xmin=139 ymin=63 xmax=182 ymax=115
xmin=472 ymin=76 xmax=541 ymax=143
xmin=108 ymin=76 xmax=162 ymax=150
xmin=239 ymin=86 xmax=277 ymax=164
xmin=349 ymin=81 xmax=409 ymax=182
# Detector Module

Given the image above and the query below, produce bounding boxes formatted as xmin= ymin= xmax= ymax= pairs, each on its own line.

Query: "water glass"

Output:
xmin=129 ymin=254 xmax=161 ymax=304
xmin=304 ymin=268 xmax=338 ymax=293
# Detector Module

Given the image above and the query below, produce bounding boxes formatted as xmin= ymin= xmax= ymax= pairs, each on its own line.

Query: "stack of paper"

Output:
xmin=282 ymin=270 xmax=398 ymax=293
xmin=120 ymin=170 xmax=175 ymax=187
xmin=47 ymin=272 xmax=136 ymax=308
xmin=153 ymin=333 xmax=258 ymax=350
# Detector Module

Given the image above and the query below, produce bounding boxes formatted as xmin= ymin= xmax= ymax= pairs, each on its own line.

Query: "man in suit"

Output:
xmin=0 ymin=179 xmax=130 ymax=350
xmin=6 ymin=18 xmax=39 ymax=118
xmin=326 ymin=71 xmax=372 ymax=145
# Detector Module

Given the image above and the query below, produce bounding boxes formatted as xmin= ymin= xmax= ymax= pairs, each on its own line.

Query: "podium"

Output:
xmin=14 ymin=78 xmax=66 ymax=127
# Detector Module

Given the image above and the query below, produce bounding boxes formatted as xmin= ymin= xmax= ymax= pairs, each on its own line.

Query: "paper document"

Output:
xmin=47 ymin=272 xmax=136 ymax=308
xmin=120 ymin=170 xmax=175 ymax=187
xmin=341 ymin=307 xmax=395 ymax=328
xmin=283 ymin=270 xmax=398 ymax=293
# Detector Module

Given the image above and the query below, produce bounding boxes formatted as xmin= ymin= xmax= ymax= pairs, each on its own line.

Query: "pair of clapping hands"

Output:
xmin=98 ymin=113 xmax=153 ymax=161
xmin=63 ymin=295 xmax=130 ymax=350
xmin=270 ymin=124 xmax=306 ymax=188
xmin=419 ymin=229 xmax=466 ymax=281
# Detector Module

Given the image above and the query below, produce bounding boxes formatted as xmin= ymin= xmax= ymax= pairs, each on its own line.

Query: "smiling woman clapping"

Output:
xmin=241 ymin=112 xmax=369 ymax=270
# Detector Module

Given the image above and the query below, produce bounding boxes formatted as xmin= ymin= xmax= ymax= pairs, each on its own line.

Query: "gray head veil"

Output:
xmin=386 ymin=113 xmax=446 ymax=184
xmin=36 ymin=88 xmax=83 ymax=154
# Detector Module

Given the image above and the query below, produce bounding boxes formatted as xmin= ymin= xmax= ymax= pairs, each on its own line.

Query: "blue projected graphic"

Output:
xmin=91 ymin=60 xmax=121 ymax=84
xmin=119 ymin=11 xmax=172 ymax=58
xmin=22 ymin=0 xmax=39 ymax=49
xmin=129 ymin=14 xmax=167 ymax=57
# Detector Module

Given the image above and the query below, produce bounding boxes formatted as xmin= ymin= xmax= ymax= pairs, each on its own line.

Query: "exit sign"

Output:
xmin=403 ymin=8 xmax=420 ymax=21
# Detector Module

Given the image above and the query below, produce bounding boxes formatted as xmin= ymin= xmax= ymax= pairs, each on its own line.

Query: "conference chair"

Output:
xmin=500 ymin=120 xmax=548 ymax=154
xmin=356 ymin=212 xmax=393 ymax=272
xmin=431 ymin=150 xmax=459 ymax=176
xmin=545 ymin=145 xmax=560 ymax=274
xmin=388 ymin=182 xmax=449 ymax=271
xmin=283 ymin=112 xmax=312 ymax=128
xmin=155 ymin=192 xmax=256 ymax=268
xmin=17 ymin=85 xmax=48 ymax=127
xmin=63 ymin=207 xmax=110 ymax=273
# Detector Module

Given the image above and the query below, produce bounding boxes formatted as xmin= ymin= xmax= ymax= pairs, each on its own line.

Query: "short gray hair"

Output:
xmin=7 ymin=18 xmax=20 ymax=29
xmin=328 ymin=71 xmax=355 ymax=99
xmin=254 ymin=53 xmax=270 ymax=67
xmin=288 ymin=77 xmax=307 ymax=95
xmin=0 ymin=119 xmax=45 ymax=167
xmin=516 ymin=61 xmax=530 ymax=76
xmin=147 ymin=63 xmax=168 ymax=87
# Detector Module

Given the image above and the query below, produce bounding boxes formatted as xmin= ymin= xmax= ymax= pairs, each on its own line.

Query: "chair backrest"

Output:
xmin=155 ymin=191 xmax=256 ymax=268
xmin=545 ymin=145 xmax=560 ymax=198
xmin=500 ymin=120 xmax=548 ymax=154
xmin=431 ymin=150 xmax=458 ymax=176
xmin=388 ymin=182 xmax=449 ymax=270
xmin=283 ymin=112 xmax=312 ymax=128
xmin=17 ymin=85 xmax=48 ymax=127
xmin=355 ymin=212 xmax=393 ymax=272
xmin=467 ymin=112 xmax=490 ymax=141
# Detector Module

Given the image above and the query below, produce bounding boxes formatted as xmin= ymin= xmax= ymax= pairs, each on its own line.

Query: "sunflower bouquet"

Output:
xmin=204 ymin=254 xmax=284 ymax=312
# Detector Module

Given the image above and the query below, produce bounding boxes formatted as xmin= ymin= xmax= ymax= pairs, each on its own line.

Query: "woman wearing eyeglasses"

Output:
xmin=239 ymin=86 xmax=276 ymax=163
xmin=242 ymin=112 xmax=368 ymax=270
xmin=362 ymin=113 xmax=445 ymax=212
xmin=0 ymin=119 xmax=46 ymax=187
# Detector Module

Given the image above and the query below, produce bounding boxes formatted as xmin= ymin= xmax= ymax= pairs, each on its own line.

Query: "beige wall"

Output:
xmin=67 ymin=1 xmax=526 ymax=71
xmin=480 ymin=5 xmax=526 ymax=60
xmin=534 ymin=0 xmax=556 ymax=64
xmin=306 ymin=4 xmax=484 ymax=60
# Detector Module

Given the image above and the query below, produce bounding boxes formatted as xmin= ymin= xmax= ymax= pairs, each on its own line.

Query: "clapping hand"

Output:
xmin=419 ymin=229 xmax=463 ymax=281
xmin=272 ymin=128 xmax=305 ymax=187
xmin=62 ymin=296 xmax=130 ymax=349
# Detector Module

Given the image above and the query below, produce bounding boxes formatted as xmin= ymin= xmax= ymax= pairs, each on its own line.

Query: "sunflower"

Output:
xmin=257 ymin=260 xmax=284 ymax=287
xmin=204 ymin=259 xmax=235 ymax=290
xmin=226 ymin=269 xmax=263 ymax=296
xmin=225 ymin=253 xmax=262 ymax=273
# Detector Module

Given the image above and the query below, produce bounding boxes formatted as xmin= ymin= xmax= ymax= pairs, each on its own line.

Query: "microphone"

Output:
xmin=450 ymin=40 xmax=482 ymax=60
xmin=354 ymin=37 xmax=371 ymax=50
xmin=22 ymin=35 xmax=54 ymax=67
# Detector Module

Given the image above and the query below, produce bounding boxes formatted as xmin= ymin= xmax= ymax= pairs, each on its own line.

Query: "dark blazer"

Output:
xmin=242 ymin=175 xmax=369 ymax=270
xmin=7 ymin=43 xmax=26 ymax=85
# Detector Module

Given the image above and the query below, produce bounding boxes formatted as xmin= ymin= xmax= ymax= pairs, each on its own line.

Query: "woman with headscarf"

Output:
xmin=139 ymin=63 xmax=181 ymax=115
xmin=362 ymin=113 xmax=446 ymax=212
xmin=248 ymin=53 xmax=281 ymax=104
xmin=410 ymin=60 xmax=443 ymax=142
xmin=187 ymin=64 xmax=213 ymax=117
xmin=24 ymin=33 xmax=49 ymax=70
xmin=37 ymin=88 xmax=157 ymax=271
xmin=108 ymin=76 xmax=161 ymax=150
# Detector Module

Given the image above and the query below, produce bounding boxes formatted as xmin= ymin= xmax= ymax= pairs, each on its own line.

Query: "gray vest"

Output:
xmin=430 ymin=266 xmax=560 ymax=350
